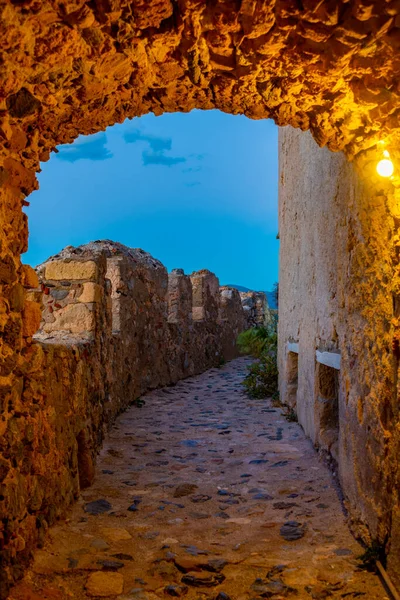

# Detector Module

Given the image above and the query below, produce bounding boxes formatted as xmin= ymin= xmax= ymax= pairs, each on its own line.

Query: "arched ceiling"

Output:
xmin=1 ymin=0 xmax=400 ymax=181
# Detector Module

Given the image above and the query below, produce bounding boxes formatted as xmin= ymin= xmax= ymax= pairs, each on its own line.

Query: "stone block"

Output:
xmin=45 ymin=261 xmax=98 ymax=282
xmin=168 ymin=269 xmax=192 ymax=324
xmin=190 ymin=270 xmax=219 ymax=322
xmin=9 ymin=283 xmax=25 ymax=312
xmin=42 ymin=303 xmax=95 ymax=334
xmin=50 ymin=289 xmax=69 ymax=301
xmin=0 ymin=256 xmax=17 ymax=285
xmin=22 ymin=264 xmax=39 ymax=288
xmin=78 ymin=282 xmax=103 ymax=304
xmin=25 ymin=290 xmax=42 ymax=303
xmin=86 ymin=572 xmax=124 ymax=597
xmin=192 ymin=306 xmax=205 ymax=321
xmin=22 ymin=301 xmax=42 ymax=337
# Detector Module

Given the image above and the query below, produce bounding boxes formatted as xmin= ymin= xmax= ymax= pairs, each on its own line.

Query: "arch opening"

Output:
xmin=2 ymin=0 xmax=400 ymax=595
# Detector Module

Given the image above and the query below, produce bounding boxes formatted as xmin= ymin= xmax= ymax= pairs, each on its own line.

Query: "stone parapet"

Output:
xmin=35 ymin=253 xmax=110 ymax=339
xmin=190 ymin=270 xmax=220 ymax=323
xmin=168 ymin=269 xmax=193 ymax=327
xmin=0 ymin=239 xmax=256 ymax=595
xmin=220 ymin=286 xmax=247 ymax=360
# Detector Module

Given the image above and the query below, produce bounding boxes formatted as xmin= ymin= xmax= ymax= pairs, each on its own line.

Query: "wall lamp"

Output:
xmin=377 ymin=149 xmax=394 ymax=178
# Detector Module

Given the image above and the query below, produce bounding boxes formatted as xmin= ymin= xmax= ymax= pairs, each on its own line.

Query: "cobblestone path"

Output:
xmin=9 ymin=358 xmax=386 ymax=600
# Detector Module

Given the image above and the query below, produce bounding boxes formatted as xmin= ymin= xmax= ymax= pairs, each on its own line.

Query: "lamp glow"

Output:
xmin=377 ymin=158 xmax=394 ymax=178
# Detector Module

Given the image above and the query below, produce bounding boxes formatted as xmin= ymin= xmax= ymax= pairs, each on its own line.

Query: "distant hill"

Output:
xmin=224 ymin=284 xmax=278 ymax=310
xmin=225 ymin=284 xmax=250 ymax=293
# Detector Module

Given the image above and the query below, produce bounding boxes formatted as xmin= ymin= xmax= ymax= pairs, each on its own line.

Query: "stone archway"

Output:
xmin=2 ymin=0 xmax=400 ymax=360
xmin=2 ymin=0 xmax=400 ymax=594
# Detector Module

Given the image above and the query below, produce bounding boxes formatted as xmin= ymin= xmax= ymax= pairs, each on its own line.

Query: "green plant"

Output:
xmin=242 ymin=354 xmax=279 ymax=399
xmin=238 ymin=322 xmax=279 ymax=399
xmin=285 ymin=408 xmax=298 ymax=422
xmin=237 ymin=326 xmax=277 ymax=358
xmin=217 ymin=356 xmax=226 ymax=368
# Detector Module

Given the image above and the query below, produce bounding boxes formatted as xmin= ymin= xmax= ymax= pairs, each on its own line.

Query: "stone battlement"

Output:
xmin=0 ymin=239 xmax=269 ymax=593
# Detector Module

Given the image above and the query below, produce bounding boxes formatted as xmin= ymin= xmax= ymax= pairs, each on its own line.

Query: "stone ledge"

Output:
xmin=316 ymin=350 xmax=341 ymax=371
xmin=287 ymin=342 xmax=299 ymax=354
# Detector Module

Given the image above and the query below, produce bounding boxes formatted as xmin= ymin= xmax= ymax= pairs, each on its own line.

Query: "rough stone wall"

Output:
xmin=0 ymin=239 xmax=251 ymax=596
xmin=168 ymin=268 xmax=192 ymax=326
xmin=240 ymin=290 xmax=273 ymax=329
xmin=2 ymin=0 xmax=400 ymax=165
xmin=220 ymin=287 xmax=247 ymax=361
xmin=190 ymin=269 xmax=220 ymax=322
xmin=35 ymin=253 xmax=111 ymax=339
xmin=188 ymin=271 xmax=224 ymax=374
xmin=2 ymin=0 xmax=400 ymax=592
xmin=278 ymin=127 xmax=400 ymax=587
xmin=0 ymin=329 xmax=109 ymax=600
xmin=167 ymin=269 xmax=194 ymax=383
xmin=2 ymin=7 xmax=400 ymax=503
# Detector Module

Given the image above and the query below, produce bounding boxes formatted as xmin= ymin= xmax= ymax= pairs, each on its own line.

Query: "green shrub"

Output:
xmin=237 ymin=326 xmax=277 ymax=358
xmin=238 ymin=323 xmax=279 ymax=399
xmin=243 ymin=355 xmax=279 ymax=399
xmin=284 ymin=408 xmax=298 ymax=422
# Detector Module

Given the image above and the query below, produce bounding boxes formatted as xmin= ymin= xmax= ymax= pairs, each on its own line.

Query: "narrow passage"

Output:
xmin=10 ymin=358 xmax=386 ymax=599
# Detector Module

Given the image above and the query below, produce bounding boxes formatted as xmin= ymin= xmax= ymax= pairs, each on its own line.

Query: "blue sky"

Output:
xmin=23 ymin=110 xmax=279 ymax=291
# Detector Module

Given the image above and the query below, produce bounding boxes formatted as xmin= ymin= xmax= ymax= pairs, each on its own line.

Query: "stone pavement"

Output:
xmin=9 ymin=358 xmax=386 ymax=600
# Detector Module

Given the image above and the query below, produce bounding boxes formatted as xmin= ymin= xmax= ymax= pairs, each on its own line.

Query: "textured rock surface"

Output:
xmin=278 ymin=127 xmax=400 ymax=588
xmin=7 ymin=359 xmax=386 ymax=600
xmin=220 ymin=287 xmax=247 ymax=360
xmin=0 ymin=239 xmax=264 ymax=597
xmin=240 ymin=290 xmax=272 ymax=328
xmin=2 ymin=0 xmax=400 ymax=164
xmin=2 ymin=0 xmax=400 ymax=595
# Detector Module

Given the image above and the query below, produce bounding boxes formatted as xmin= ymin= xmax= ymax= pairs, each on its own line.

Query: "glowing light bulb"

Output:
xmin=377 ymin=157 xmax=394 ymax=177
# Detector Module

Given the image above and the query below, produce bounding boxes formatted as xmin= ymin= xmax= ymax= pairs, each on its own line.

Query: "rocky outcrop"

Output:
xmin=0 ymin=239 xmax=258 ymax=597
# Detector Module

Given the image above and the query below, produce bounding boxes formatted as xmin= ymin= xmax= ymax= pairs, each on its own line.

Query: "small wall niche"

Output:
xmin=286 ymin=351 xmax=299 ymax=409
xmin=316 ymin=362 xmax=339 ymax=458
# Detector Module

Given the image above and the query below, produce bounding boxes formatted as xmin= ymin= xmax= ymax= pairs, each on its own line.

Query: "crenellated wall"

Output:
xmin=0 ymin=239 xmax=260 ymax=596
xmin=220 ymin=287 xmax=247 ymax=361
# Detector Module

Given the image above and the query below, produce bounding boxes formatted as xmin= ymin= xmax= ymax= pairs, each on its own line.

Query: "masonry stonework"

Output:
xmin=278 ymin=127 xmax=400 ymax=588
xmin=240 ymin=290 xmax=272 ymax=329
xmin=2 ymin=0 xmax=400 ymax=594
xmin=220 ymin=286 xmax=247 ymax=361
xmin=0 ymin=239 xmax=256 ymax=596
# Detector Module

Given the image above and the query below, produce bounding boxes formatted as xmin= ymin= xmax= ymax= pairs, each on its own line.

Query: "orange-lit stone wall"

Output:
xmin=3 ymin=0 xmax=400 ymax=593
xmin=0 ymin=240 xmax=250 ymax=596
xmin=278 ymin=127 xmax=400 ymax=588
